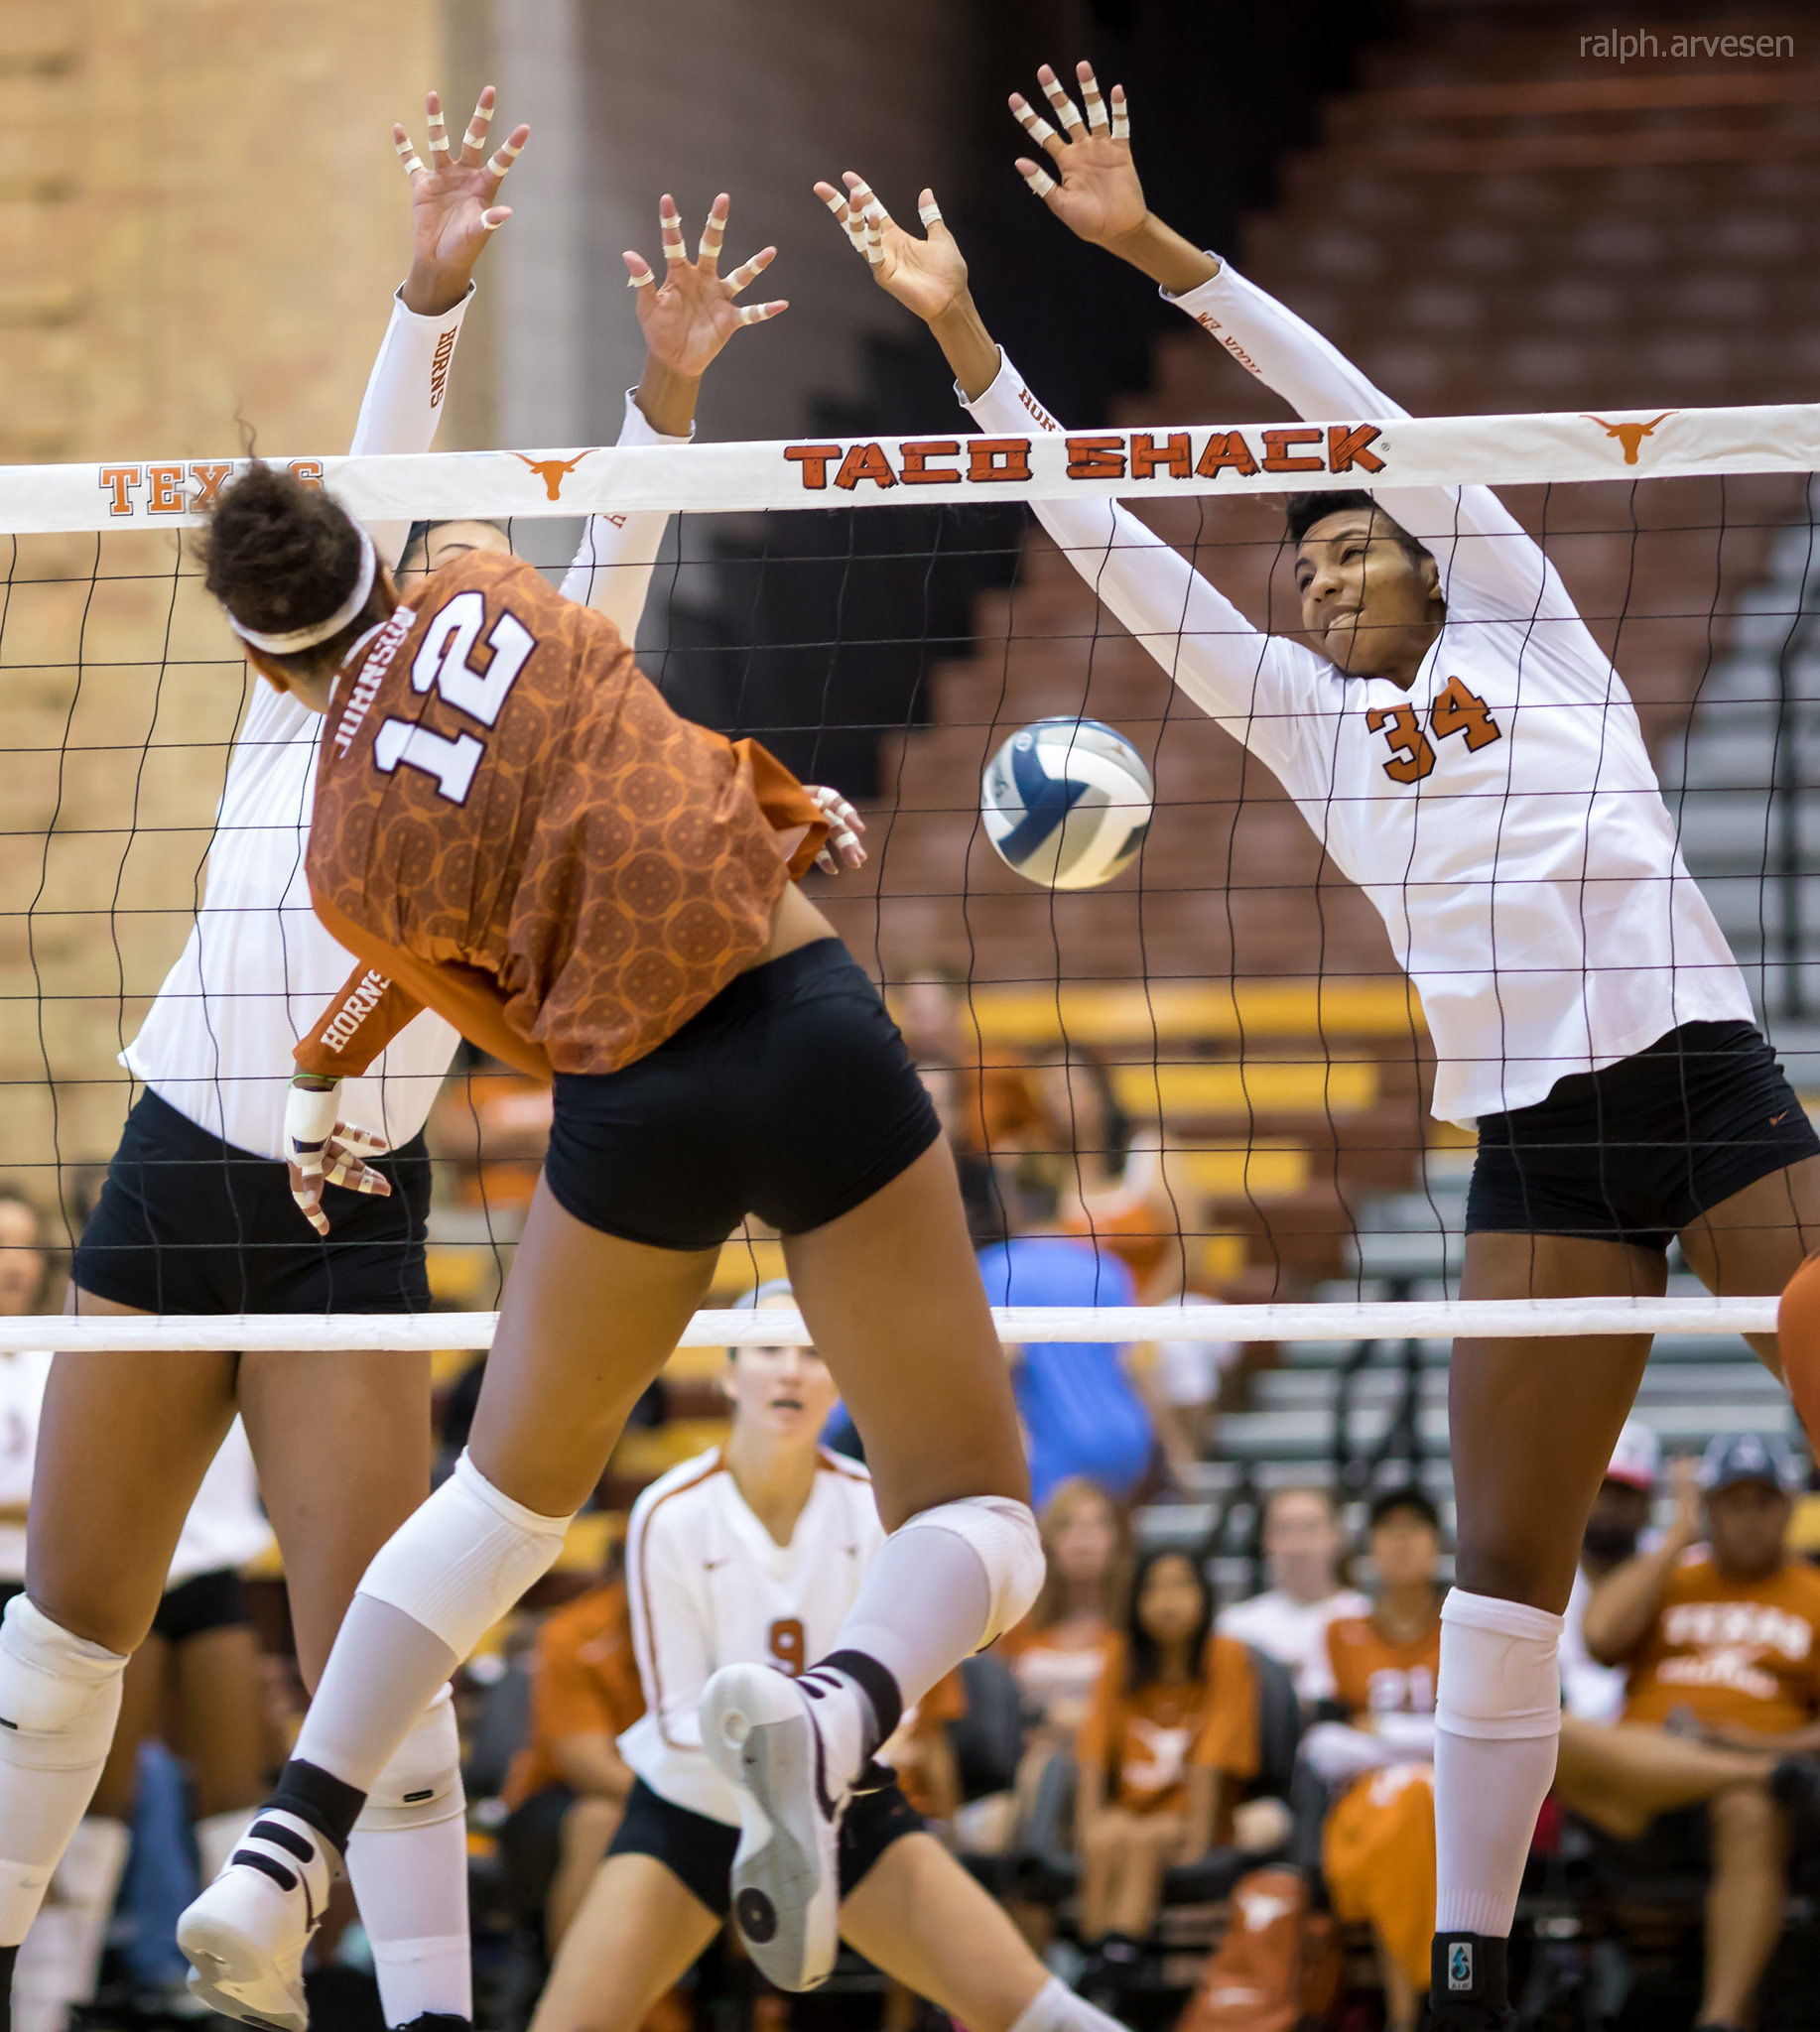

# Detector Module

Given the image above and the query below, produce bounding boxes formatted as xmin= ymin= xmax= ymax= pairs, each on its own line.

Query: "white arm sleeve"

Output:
xmin=963 ymin=351 xmax=1333 ymax=800
xmin=1166 ymin=261 xmax=1570 ymax=626
xmin=557 ymin=390 xmax=692 ymax=641
xmin=1299 ymin=1718 xmax=1398 ymax=1785
xmin=348 ymin=283 xmax=474 ymax=568
xmin=625 ymin=1489 xmax=714 ymax=1754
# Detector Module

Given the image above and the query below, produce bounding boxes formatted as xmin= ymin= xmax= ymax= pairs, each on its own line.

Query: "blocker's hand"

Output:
xmin=814 ymin=173 xmax=968 ymax=325
xmin=624 ymin=193 xmax=787 ymax=379
xmin=286 ymin=1080 xmax=392 ymax=1237
xmin=395 ymin=85 xmax=530 ymax=312
xmin=805 ymin=785 xmax=867 ymax=873
xmin=1008 ymin=62 xmax=1144 ymax=249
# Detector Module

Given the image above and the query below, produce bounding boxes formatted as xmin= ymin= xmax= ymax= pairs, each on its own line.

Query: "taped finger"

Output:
xmin=395 ymin=131 xmax=427 ymax=181
xmin=1110 ymin=83 xmax=1130 ymax=141
xmin=659 ymin=200 xmax=687 ymax=264
xmin=480 ymin=205 xmax=510 ymax=233
xmin=862 ymin=204 xmax=884 ymax=266
xmin=460 ymin=94 xmax=492 ymax=160
xmin=1079 ymin=64 xmax=1109 ymax=133
xmin=426 ymin=97 xmax=451 ymax=162
xmin=735 ymin=300 xmax=787 ymax=325
xmin=724 ymin=248 xmax=774 ymax=294
xmin=918 ymin=195 xmax=943 ymax=228
xmin=1009 ymin=94 xmax=1060 ymax=152
xmin=1021 ymin=162 xmax=1058 ymax=197
xmin=1038 ymin=66 xmax=1088 ymax=136
xmin=485 ymin=133 xmax=523 ymax=180
xmin=325 ymin=1154 xmax=351 ymax=1189
xmin=625 ymin=253 xmax=656 ymax=289
xmin=699 ymin=198 xmax=727 ymax=266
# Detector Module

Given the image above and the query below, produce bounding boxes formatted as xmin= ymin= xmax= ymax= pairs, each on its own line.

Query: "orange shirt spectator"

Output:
xmin=1622 ymin=1551 xmax=1820 ymax=1736
xmin=1077 ymin=1629 xmax=1259 ymax=1816
xmin=504 ymin=1579 xmax=645 ymax=1807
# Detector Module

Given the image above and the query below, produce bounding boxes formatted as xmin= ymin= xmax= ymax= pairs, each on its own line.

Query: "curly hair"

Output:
xmin=1285 ymin=488 xmax=1431 ymax=565
xmin=202 ymin=461 xmax=373 ymax=672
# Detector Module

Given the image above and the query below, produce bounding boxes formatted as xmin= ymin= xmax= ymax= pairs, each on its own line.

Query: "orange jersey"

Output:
xmin=297 ymin=550 xmax=827 ymax=1084
xmin=1325 ymin=1610 xmax=1442 ymax=1721
xmin=1077 ymin=1632 xmax=1259 ymax=1815
xmin=1061 ymin=1197 xmax=1173 ymax=1290
xmin=1323 ymin=1764 xmax=1436 ymax=1991
xmin=503 ymin=1580 xmax=646 ymax=1806
xmin=1623 ymin=1552 xmax=1820 ymax=1735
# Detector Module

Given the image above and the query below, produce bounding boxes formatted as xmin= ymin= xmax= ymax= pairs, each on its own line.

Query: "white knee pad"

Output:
xmin=354 ymin=1684 xmax=465 ymax=1834
xmin=1436 ymin=1589 xmax=1564 ymax=1742
xmin=0 ymin=1597 xmax=128 ymax=1775
xmin=357 ymin=1451 xmax=574 ymax=1662
xmin=899 ymin=1495 xmax=1042 ymax=1646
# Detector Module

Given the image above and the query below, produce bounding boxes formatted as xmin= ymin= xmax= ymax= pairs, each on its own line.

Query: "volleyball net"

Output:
xmin=1 ymin=398 xmax=1816 ymax=1367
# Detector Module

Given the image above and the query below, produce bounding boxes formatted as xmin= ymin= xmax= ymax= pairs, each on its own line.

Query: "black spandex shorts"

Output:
xmin=543 ymin=939 xmax=942 ymax=1251
xmin=1466 ymin=1020 xmax=1820 ymax=1250
xmin=0 ymin=1568 xmax=245 ymax=1641
xmin=72 ymin=1087 xmax=433 ymax=1315
xmin=607 ymin=1774 xmax=923 ymax=1918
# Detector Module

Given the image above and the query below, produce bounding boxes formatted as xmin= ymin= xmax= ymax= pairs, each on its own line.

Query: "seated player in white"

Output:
xmin=823 ymin=64 xmax=1820 ymax=2027
xmin=530 ymin=1283 xmax=1122 ymax=2032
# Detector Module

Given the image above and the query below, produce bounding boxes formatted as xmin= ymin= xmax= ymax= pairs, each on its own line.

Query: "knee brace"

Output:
xmin=357 ymin=1451 xmax=574 ymax=1663
xmin=898 ymin=1495 xmax=1043 ymax=1646
xmin=0 ymin=1597 xmax=128 ymax=1775
xmin=353 ymin=1684 xmax=465 ymax=1834
xmin=1436 ymin=1589 xmax=1564 ymax=1742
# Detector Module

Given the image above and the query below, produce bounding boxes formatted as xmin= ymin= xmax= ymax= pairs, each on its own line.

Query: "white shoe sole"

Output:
xmin=703 ymin=1663 xmax=842 ymax=1991
xmin=177 ymin=1905 xmax=309 ymax=2032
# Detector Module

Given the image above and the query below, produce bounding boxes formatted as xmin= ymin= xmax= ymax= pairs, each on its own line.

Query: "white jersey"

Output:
xmin=0 ymin=1346 xmax=268 ymax=1586
xmin=1217 ymin=1586 xmax=1371 ymax=1702
xmin=964 ymin=265 xmax=1752 ymax=1124
xmin=619 ymin=1447 xmax=885 ymax=1825
xmin=122 ymin=286 xmax=684 ymax=1159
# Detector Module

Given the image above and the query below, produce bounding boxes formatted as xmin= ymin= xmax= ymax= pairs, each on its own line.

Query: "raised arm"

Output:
xmin=815 ymin=173 xmax=1332 ymax=800
xmin=1009 ymin=64 xmax=1565 ymax=622
xmin=560 ymin=191 xmax=786 ymax=637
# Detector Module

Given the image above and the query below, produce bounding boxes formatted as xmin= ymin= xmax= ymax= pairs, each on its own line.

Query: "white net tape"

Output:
xmin=12 ymin=1296 xmax=1781 ymax=1353
xmin=24 ymin=398 xmax=1820 ymax=530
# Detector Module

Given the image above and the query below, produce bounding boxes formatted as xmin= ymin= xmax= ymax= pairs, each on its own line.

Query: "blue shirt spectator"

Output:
xmin=975 ymin=1235 xmax=1154 ymax=1508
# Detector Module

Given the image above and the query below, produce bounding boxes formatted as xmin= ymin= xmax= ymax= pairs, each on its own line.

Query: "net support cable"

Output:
xmin=41 ymin=400 xmax=1820 ymax=531
xmin=9 ymin=1296 xmax=1782 ymax=1353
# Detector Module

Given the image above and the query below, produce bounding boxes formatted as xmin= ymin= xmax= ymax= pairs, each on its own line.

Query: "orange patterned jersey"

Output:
xmin=1325 ymin=1609 xmax=1442 ymax=1721
xmin=502 ymin=1579 xmax=645 ymax=1807
xmin=297 ymin=550 xmax=826 ymax=1084
xmin=1076 ymin=1632 xmax=1260 ymax=1815
xmin=1623 ymin=1552 xmax=1820 ymax=1735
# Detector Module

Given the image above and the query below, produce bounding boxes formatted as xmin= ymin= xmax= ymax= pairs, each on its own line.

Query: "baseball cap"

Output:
xmin=1604 ymin=1420 xmax=1660 ymax=1493
xmin=1698 ymin=1431 xmax=1800 ymax=1495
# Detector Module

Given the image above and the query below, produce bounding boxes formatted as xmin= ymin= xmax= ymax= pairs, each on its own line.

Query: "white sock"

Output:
xmin=292 ymin=1596 xmax=462 ymax=1797
xmin=194 ymin=1809 xmax=256 ymax=1887
xmin=1433 ymin=1589 xmax=1563 ymax=1938
xmin=832 ymin=1523 xmax=991 ymax=1714
xmin=1009 ymin=1974 xmax=1128 ymax=2032
xmin=346 ymin=1816 xmax=472 ymax=2026
xmin=10 ymin=1815 xmax=130 ymax=2032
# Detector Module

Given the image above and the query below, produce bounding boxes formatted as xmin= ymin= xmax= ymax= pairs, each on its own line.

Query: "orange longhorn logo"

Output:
xmin=514 ymin=449 xmax=595 ymax=500
xmin=1582 ymin=412 xmax=1675 ymax=465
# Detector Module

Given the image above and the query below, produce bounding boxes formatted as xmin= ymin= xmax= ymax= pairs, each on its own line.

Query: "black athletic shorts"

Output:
xmin=0 ymin=1567 xmax=245 ymax=1641
xmin=72 ymin=1087 xmax=432 ymax=1315
xmin=1466 ymin=1020 xmax=1820 ymax=1250
xmin=607 ymin=1774 xmax=923 ymax=1918
xmin=543 ymin=939 xmax=942 ymax=1251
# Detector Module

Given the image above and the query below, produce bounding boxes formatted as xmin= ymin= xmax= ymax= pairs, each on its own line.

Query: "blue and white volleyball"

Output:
xmin=981 ymin=718 xmax=1154 ymax=891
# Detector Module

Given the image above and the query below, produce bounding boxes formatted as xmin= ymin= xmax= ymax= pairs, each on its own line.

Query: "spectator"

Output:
xmin=1219 ymin=1487 xmax=1369 ymax=1704
xmin=1301 ymin=1488 xmax=1445 ymax=2032
xmin=999 ymin=1480 xmax=1133 ymax=1755
xmin=1074 ymin=1548 xmax=1259 ymax=1992
xmin=1556 ymin=1433 xmax=1820 ymax=2032
xmin=498 ymin=1570 xmax=643 ymax=1951
xmin=977 ymin=1182 xmax=1155 ymax=1510
xmin=1560 ymin=1421 xmax=1659 ymax=1723
xmin=895 ymin=960 xmax=1042 ymax=1171
xmin=0 ymin=1190 xmax=46 ymax=1316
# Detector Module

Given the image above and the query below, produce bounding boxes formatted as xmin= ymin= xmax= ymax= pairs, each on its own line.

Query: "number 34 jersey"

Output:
xmin=618 ymin=1446 xmax=886 ymax=1826
xmin=296 ymin=549 xmax=827 ymax=1087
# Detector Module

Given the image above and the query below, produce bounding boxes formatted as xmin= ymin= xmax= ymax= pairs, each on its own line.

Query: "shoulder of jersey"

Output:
xmin=628 ymin=1447 xmax=727 ymax=1524
xmin=817 ymin=1446 xmax=872 ymax=1484
xmin=1327 ymin=1615 xmax=1371 ymax=1645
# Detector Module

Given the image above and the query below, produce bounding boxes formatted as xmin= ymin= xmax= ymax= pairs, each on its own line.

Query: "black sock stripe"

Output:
xmin=232 ymin=1849 xmax=298 ymax=1895
xmin=249 ymin=1819 xmax=315 ymax=1864
xmin=818 ymin=1648 xmax=903 ymax=1748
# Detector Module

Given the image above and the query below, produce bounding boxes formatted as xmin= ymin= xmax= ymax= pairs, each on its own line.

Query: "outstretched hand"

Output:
xmin=813 ymin=173 xmax=967 ymax=325
xmin=395 ymin=85 xmax=529 ymax=311
xmin=625 ymin=193 xmax=787 ymax=383
xmin=1008 ymin=62 xmax=1143 ymax=248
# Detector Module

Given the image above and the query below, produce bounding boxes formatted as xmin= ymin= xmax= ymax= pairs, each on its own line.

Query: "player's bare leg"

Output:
xmin=1677 ymin=1154 xmax=1820 ymax=1402
xmin=529 ymin=1853 xmax=720 ymax=2032
xmin=700 ymin=1139 xmax=1037 ymax=1991
xmin=1431 ymin=1231 xmax=1662 ymax=2025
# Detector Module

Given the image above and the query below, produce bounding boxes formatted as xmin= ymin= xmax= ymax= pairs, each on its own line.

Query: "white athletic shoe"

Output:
xmin=703 ymin=1662 xmax=864 ymax=1991
xmin=175 ymin=1810 xmax=335 ymax=2032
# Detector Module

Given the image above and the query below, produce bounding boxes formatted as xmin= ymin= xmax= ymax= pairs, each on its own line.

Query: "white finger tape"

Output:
xmin=627 ymin=265 xmax=655 ymax=288
xmin=1081 ymin=72 xmax=1108 ymax=131
xmin=1040 ymin=77 xmax=1085 ymax=128
xmin=1014 ymin=103 xmax=1059 ymax=149
xmin=486 ymin=140 xmax=521 ymax=176
xmin=918 ymin=199 xmax=943 ymax=226
xmin=1110 ymin=88 xmax=1129 ymax=140
xmin=1024 ymin=166 xmax=1058 ymax=196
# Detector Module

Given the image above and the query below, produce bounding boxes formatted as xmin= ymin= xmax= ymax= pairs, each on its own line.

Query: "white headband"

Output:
xmin=226 ymin=523 xmax=377 ymax=655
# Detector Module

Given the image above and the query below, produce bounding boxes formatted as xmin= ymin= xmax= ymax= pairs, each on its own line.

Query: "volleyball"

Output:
xmin=980 ymin=717 xmax=1154 ymax=891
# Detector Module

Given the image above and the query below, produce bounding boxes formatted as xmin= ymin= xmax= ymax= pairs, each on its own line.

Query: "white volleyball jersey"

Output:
xmin=619 ymin=1447 xmax=885 ymax=1825
xmin=965 ymin=267 xmax=1752 ymax=1125
xmin=121 ymin=278 xmax=683 ymax=1159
